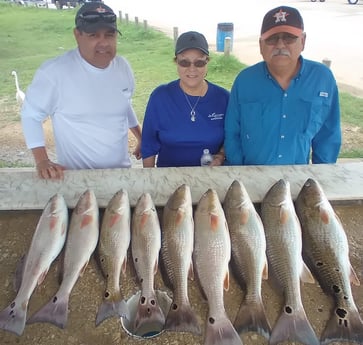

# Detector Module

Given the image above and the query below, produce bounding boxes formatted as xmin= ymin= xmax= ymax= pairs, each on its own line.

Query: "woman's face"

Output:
xmin=176 ymin=49 xmax=209 ymax=91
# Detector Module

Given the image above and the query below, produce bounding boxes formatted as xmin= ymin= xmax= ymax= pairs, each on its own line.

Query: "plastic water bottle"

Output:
xmin=200 ymin=149 xmax=213 ymax=166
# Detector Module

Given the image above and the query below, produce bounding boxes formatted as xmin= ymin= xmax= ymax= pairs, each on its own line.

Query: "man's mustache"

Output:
xmin=272 ymin=49 xmax=290 ymax=57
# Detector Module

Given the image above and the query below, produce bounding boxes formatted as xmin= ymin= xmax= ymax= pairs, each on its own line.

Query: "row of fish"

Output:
xmin=227 ymin=178 xmax=363 ymax=345
xmin=0 ymin=178 xmax=362 ymax=345
xmin=0 ymin=190 xmax=100 ymax=336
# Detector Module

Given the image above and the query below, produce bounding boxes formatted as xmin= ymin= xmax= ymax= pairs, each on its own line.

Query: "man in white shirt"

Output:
xmin=21 ymin=1 xmax=142 ymax=179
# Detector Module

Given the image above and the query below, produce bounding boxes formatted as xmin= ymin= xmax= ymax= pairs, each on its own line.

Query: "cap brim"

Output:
xmin=79 ymin=22 xmax=119 ymax=34
xmin=261 ymin=26 xmax=303 ymax=40
xmin=175 ymin=47 xmax=209 ymax=55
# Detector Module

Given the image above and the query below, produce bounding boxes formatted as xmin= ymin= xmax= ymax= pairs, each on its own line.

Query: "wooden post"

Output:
xmin=143 ymin=20 xmax=148 ymax=31
xmin=224 ymin=37 xmax=231 ymax=56
xmin=173 ymin=27 xmax=178 ymax=43
xmin=135 ymin=16 xmax=139 ymax=25
xmin=118 ymin=10 xmax=122 ymax=23
xmin=322 ymin=58 xmax=332 ymax=68
xmin=125 ymin=13 xmax=129 ymax=25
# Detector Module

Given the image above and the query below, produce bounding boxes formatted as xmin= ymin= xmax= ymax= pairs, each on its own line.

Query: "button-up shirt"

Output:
xmin=224 ymin=56 xmax=341 ymax=165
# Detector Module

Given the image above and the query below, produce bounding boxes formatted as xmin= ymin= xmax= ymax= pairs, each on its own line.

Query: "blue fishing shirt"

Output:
xmin=224 ymin=57 xmax=341 ymax=165
xmin=142 ymin=80 xmax=229 ymax=167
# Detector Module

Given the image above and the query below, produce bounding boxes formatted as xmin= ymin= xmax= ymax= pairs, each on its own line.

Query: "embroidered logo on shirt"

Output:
xmin=274 ymin=9 xmax=289 ymax=23
xmin=319 ymin=91 xmax=329 ymax=98
xmin=208 ymin=113 xmax=224 ymax=120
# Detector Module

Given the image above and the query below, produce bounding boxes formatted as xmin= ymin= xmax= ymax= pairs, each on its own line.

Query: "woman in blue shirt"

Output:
xmin=141 ymin=31 xmax=229 ymax=167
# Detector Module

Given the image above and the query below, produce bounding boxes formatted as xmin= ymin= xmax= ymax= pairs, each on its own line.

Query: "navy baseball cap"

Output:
xmin=261 ymin=6 xmax=304 ymax=40
xmin=175 ymin=31 xmax=209 ymax=56
xmin=75 ymin=1 xmax=119 ymax=33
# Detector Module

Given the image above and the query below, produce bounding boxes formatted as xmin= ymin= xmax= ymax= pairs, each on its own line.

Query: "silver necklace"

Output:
xmin=183 ymin=92 xmax=201 ymax=122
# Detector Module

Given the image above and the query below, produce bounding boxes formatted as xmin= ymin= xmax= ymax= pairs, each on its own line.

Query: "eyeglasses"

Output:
xmin=78 ymin=11 xmax=117 ymax=24
xmin=177 ymin=59 xmax=208 ymax=68
xmin=264 ymin=33 xmax=298 ymax=46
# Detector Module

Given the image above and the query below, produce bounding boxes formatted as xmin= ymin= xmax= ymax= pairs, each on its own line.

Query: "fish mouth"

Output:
xmin=120 ymin=290 xmax=171 ymax=339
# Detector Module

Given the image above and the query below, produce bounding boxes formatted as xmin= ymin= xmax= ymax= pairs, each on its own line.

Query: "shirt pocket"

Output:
xmin=298 ymin=97 xmax=328 ymax=138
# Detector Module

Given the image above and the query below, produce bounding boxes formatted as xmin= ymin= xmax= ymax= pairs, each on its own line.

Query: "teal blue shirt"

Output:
xmin=224 ymin=57 xmax=341 ymax=165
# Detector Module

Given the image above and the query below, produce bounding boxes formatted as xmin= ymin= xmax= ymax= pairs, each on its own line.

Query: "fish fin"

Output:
xmin=210 ymin=214 xmax=219 ymax=231
xmin=13 ymin=254 xmax=26 ymax=292
xmin=205 ymin=313 xmax=242 ymax=345
xmin=321 ymin=306 xmax=363 ymax=345
xmin=140 ymin=212 xmax=149 ymax=228
xmin=301 ymin=262 xmax=315 ymax=284
xmin=164 ymin=301 xmax=201 ymax=335
xmin=188 ymin=261 xmax=194 ymax=281
xmin=240 ymin=208 xmax=249 ymax=225
xmin=61 ymin=220 xmax=67 ymax=236
xmin=95 ymin=299 xmax=129 ymax=327
xmin=153 ymin=258 xmax=159 ymax=275
xmin=175 ymin=209 xmax=185 ymax=226
xmin=0 ymin=300 xmax=27 ymax=336
xmin=233 ymin=298 xmax=271 ymax=340
xmin=49 ymin=215 xmax=58 ymax=230
xmin=319 ymin=206 xmax=331 ymax=224
xmin=81 ymin=214 xmax=93 ymax=228
xmin=350 ymin=264 xmax=360 ymax=286
xmin=223 ymin=270 xmax=229 ymax=291
xmin=133 ymin=293 xmax=166 ymax=336
xmin=279 ymin=205 xmax=290 ymax=224
xmin=108 ymin=213 xmax=121 ymax=228
xmin=121 ymin=257 xmax=128 ymax=276
xmin=37 ymin=268 xmax=50 ymax=286
xmin=269 ymin=305 xmax=319 ymax=345
xmin=79 ymin=260 xmax=90 ymax=277
xmin=27 ymin=293 xmax=69 ymax=329
xmin=262 ymin=256 xmax=269 ymax=280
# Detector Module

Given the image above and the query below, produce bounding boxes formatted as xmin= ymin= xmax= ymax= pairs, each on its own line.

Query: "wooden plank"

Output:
xmin=0 ymin=162 xmax=362 ymax=210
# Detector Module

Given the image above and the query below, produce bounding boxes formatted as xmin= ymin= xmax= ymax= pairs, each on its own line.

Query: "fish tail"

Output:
xmin=321 ymin=307 xmax=363 ymax=345
xmin=133 ymin=295 xmax=166 ymax=336
xmin=27 ymin=294 xmax=69 ymax=329
xmin=233 ymin=299 xmax=271 ymax=340
xmin=0 ymin=302 xmax=27 ymax=336
xmin=204 ymin=313 xmax=243 ymax=345
xmin=95 ymin=299 xmax=129 ymax=327
xmin=269 ymin=306 xmax=319 ymax=345
xmin=164 ymin=301 xmax=202 ymax=335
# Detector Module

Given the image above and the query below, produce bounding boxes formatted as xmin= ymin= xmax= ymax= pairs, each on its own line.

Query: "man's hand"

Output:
xmin=36 ymin=159 xmax=65 ymax=180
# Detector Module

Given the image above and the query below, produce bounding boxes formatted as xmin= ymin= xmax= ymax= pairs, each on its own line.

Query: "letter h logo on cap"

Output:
xmin=260 ymin=6 xmax=304 ymax=40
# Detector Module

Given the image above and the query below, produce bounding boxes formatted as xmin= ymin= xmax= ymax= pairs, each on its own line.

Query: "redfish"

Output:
xmin=261 ymin=179 xmax=319 ymax=345
xmin=0 ymin=194 xmax=68 ymax=336
xmin=295 ymin=178 xmax=363 ymax=345
xmin=96 ymin=189 xmax=130 ymax=326
xmin=223 ymin=180 xmax=270 ymax=340
xmin=161 ymin=184 xmax=201 ymax=335
xmin=27 ymin=189 xmax=99 ymax=329
xmin=131 ymin=193 xmax=165 ymax=334
xmin=194 ymin=188 xmax=242 ymax=345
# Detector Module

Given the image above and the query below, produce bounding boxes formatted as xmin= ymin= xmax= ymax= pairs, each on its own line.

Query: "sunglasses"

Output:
xmin=177 ymin=59 xmax=208 ymax=68
xmin=264 ymin=33 xmax=298 ymax=46
xmin=78 ymin=11 xmax=117 ymax=24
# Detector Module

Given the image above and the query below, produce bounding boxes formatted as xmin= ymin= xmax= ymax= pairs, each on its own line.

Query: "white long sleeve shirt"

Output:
xmin=21 ymin=48 xmax=139 ymax=169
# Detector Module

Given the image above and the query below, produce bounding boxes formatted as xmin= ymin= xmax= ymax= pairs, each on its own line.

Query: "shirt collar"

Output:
xmin=264 ymin=55 xmax=304 ymax=81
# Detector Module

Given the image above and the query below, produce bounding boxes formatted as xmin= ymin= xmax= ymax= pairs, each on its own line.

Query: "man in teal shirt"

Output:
xmin=224 ymin=6 xmax=341 ymax=165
